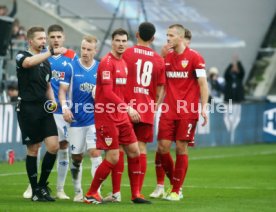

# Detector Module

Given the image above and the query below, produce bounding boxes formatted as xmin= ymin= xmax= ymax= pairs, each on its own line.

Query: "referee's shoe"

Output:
xmin=40 ymin=184 xmax=55 ymax=202
xmin=32 ymin=183 xmax=55 ymax=202
xmin=31 ymin=188 xmax=47 ymax=202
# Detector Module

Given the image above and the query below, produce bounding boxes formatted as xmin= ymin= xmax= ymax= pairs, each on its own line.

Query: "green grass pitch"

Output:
xmin=0 ymin=143 xmax=276 ymax=212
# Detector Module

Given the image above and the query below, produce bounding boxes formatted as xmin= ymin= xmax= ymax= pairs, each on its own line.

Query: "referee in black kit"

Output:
xmin=16 ymin=26 xmax=67 ymax=202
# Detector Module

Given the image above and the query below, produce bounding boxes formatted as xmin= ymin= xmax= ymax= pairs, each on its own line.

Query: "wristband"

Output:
xmin=62 ymin=105 xmax=69 ymax=113
xmin=50 ymin=48 xmax=55 ymax=55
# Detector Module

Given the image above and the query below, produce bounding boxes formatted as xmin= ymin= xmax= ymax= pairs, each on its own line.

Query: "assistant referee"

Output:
xmin=16 ymin=26 xmax=67 ymax=202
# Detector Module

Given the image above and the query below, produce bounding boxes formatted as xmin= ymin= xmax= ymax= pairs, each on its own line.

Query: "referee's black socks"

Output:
xmin=38 ymin=152 xmax=57 ymax=187
xmin=26 ymin=155 xmax=38 ymax=191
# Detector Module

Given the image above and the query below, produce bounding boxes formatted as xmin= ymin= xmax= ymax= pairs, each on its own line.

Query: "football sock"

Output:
xmin=87 ymin=159 xmax=115 ymax=195
xmin=160 ymin=152 xmax=174 ymax=185
xmin=26 ymin=155 xmax=38 ymax=191
xmin=139 ymin=153 xmax=147 ymax=192
xmin=38 ymin=151 xmax=57 ymax=186
xmin=112 ymin=151 xmax=124 ymax=194
xmin=127 ymin=156 xmax=141 ymax=199
xmin=56 ymin=148 xmax=69 ymax=191
xmin=71 ymin=161 xmax=83 ymax=194
xmin=172 ymin=154 xmax=188 ymax=194
xmin=36 ymin=147 xmax=41 ymax=169
xmin=91 ymin=156 xmax=103 ymax=178
xmin=155 ymin=152 xmax=165 ymax=185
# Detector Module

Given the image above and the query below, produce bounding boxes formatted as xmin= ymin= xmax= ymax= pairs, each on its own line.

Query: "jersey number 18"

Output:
xmin=135 ymin=59 xmax=153 ymax=87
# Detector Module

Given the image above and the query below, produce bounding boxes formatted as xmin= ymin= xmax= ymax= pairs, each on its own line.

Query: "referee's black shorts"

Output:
xmin=17 ymin=101 xmax=58 ymax=145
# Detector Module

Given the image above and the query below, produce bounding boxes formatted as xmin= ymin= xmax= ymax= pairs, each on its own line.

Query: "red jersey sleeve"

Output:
xmin=98 ymin=57 xmax=126 ymax=106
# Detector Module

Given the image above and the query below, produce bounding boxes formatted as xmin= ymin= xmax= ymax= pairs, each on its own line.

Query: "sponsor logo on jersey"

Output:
xmin=166 ymin=71 xmax=188 ymax=78
xmin=80 ymin=82 xmax=95 ymax=93
xmin=181 ymin=59 xmax=189 ymax=68
xmin=116 ymin=78 xmax=127 ymax=85
xmin=103 ymin=71 xmax=110 ymax=80
xmin=52 ymin=70 xmax=65 ymax=81
xmin=105 ymin=137 xmax=112 ymax=146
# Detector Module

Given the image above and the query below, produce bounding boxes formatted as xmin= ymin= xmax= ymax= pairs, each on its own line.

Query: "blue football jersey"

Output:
xmin=49 ymin=54 xmax=77 ymax=114
xmin=61 ymin=59 xmax=99 ymax=127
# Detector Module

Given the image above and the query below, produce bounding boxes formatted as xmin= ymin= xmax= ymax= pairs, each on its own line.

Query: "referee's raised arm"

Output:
xmin=22 ymin=46 xmax=67 ymax=68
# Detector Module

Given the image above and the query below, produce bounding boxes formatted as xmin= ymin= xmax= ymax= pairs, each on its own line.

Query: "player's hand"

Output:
xmin=201 ymin=110 xmax=208 ymax=126
xmin=127 ymin=106 xmax=141 ymax=123
xmin=160 ymin=43 xmax=173 ymax=57
xmin=91 ymin=85 xmax=96 ymax=99
xmin=62 ymin=108 xmax=74 ymax=123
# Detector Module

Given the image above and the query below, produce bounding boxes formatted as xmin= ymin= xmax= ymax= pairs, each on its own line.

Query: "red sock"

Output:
xmin=181 ymin=154 xmax=189 ymax=187
xmin=86 ymin=159 xmax=115 ymax=195
xmin=139 ymin=153 xmax=147 ymax=192
xmin=160 ymin=153 xmax=174 ymax=185
xmin=127 ymin=156 xmax=141 ymax=199
xmin=172 ymin=154 xmax=188 ymax=194
xmin=112 ymin=151 xmax=124 ymax=194
xmin=155 ymin=152 xmax=165 ymax=185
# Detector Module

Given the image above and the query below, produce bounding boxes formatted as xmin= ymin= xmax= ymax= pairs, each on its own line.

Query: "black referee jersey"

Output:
xmin=16 ymin=50 xmax=52 ymax=102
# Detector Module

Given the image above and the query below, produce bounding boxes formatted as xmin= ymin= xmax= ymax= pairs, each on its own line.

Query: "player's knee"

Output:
xmin=108 ymin=155 xmax=119 ymax=165
xmin=48 ymin=144 xmax=59 ymax=154
xmin=88 ymin=148 xmax=101 ymax=157
xmin=175 ymin=145 xmax=188 ymax=155
xmin=72 ymin=154 xmax=83 ymax=164
xmin=138 ymin=141 xmax=147 ymax=154
xmin=59 ymin=140 xmax=69 ymax=149
xmin=157 ymin=142 xmax=170 ymax=154
xmin=27 ymin=143 xmax=41 ymax=154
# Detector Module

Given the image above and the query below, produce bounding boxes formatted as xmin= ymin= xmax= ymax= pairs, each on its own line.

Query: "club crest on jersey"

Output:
xmin=52 ymin=70 xmax=65 ymax=81
xmin=105 ymin=137 xmax=112 ymax=146
xmin=103 ymin=71 xmax=110 ymax=80
xmin=181 ymin=59 xmax=189 ymax=68
xmin=80 ymin=82 xmax=94 ymax=93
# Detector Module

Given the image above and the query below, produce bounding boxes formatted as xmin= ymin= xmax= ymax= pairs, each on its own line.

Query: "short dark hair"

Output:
xmin=185 ymin=28 xmax=192 ymax=40
xmin=47 ymin=24 xmax=64 ymax=34
xmin=112 ymin=28 xmax=128 ymax=40
xmin=27 ymin=26 xmax=45 ymax=40
xmin=138 ymin=22 xmax=156 ymax=41
xmin=168 ymin=24 xmax=185 ymax=37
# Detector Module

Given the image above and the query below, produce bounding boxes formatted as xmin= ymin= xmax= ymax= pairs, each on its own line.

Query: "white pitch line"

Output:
xmin=5 ymin=182 xmax=276 ymax=191
xmin=1 ymin=150 xmax=275 ymax=177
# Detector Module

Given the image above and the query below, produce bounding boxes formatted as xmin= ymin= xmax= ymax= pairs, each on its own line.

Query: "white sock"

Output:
xmin=56 ymin=148 xmax=69 ymax=192
xmin=71 ymin=161 xmax=83 ymax=194
xmin=37 ymin=147 xmax=41 ymax=169
xmin=90 ymin=156 xmax=103 ymax=178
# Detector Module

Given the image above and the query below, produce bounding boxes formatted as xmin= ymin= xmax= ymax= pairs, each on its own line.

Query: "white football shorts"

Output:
xmin=68 ymin=125 xmax=96 ymax=154
xmin=53 ymin=114 xmax=69 ymax=142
